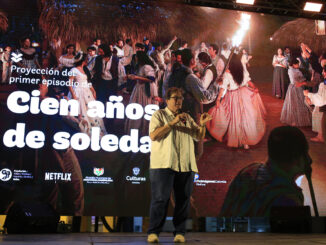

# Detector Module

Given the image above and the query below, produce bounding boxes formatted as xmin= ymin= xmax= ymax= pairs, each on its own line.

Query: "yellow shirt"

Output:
xmin=149 ymin=107 xmax=201 ymax=172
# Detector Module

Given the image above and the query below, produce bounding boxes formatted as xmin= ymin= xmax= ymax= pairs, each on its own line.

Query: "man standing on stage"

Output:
xmin=147 ymin=87 xmax=212 ymax=243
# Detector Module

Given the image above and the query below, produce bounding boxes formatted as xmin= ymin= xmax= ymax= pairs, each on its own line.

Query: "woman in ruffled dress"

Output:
xmin=68 ymin=53 xmax=107 ymax=136
xmin=206 ymin=54 xmax=266 ymax=149
xmin=280 ymin=59 xmax=312 ymax=127
xmin=272 ymin=48 xmax=289 ymax=99
xmin=124 ymin=51 xmax=159 ymax=136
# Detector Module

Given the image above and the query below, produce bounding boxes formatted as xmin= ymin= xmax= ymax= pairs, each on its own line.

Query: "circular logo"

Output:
xmin=0 ymin=168 xmax=12 ymax=181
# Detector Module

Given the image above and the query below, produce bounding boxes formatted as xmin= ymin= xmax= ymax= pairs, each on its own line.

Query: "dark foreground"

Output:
xmin=1 ymin=232 xmax=326 ymax=245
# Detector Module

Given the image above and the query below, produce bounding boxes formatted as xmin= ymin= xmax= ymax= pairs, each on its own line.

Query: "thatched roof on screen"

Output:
xmin=272 ymin=18 xmax=326 ymax=53
xmin=0 ymin=11 xmax=8 ymax=32
xmin=38 ymin=0 xmax=234 ymax=46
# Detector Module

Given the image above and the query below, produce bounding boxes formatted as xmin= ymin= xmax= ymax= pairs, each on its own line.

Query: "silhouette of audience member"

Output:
xmin=220 ymin=126 xmax=312 ymax=217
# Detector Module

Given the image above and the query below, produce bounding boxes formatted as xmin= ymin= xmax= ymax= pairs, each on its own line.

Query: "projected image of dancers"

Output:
xmin=0 ymin=0 xmax=325 ymax=217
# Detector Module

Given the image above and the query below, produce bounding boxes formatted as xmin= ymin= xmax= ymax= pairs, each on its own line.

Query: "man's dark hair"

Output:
xmin=135 ymin=43 xmax=145 ymax=49
xmin=98 ymin=44 xmax=112 ymax=57
xmin=210 ymin=44 xmax=219 ymax=54
xmin=175 ymin=50 xmax=182 ymax=57
xmin=168 ymin=62 xmax=190 ymax=89
xmin=117 ymin=38 xmax=124 ymax=43
xmin=268 ymin=126 xmax=308 ymax=164
xmin=289 ymin=58 xmax=299 ymax=66
xmin=165 ymin=87 xmax=183 ymax=100
xmin=181 ymin=40 xmax=188 ymax=46
xmin=66 ymin=44 xmax=75 ymax=50
xmin=20 ymin=37 xmax=30 ymax=45
xmin=321 ymin=52 xmax=326 ymax=60
xmin=93 ymin=38 xmax=100 ymax=42
xmin=198 ymin=52 xmax=212 ymax=64
xmin=152 ymin=42 xmax=161 ymax=49
xmin=181 ymin=49 xmax=194 ymax=67
xmin=126 ymin=39 xmax=131 ymax=45
xmin=64 ymin=44 xmax=76 ymax=55
xmin=87 ymin=46 xmax=96 ymax=51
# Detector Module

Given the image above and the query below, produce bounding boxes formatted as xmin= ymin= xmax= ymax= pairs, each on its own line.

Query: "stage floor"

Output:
xmin=1 ymin=233 xmax=326 ymax=245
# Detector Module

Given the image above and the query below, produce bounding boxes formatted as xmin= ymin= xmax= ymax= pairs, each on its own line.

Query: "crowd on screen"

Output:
xmin=1 ymin=36 xmax=325 ymax=148
xmin=272 ymin=44 xmax=326 ymax=143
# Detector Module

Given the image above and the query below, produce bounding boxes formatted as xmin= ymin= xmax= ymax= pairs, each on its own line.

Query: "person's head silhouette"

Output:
xmin=267 ymin=126 xmax=312 ymax=180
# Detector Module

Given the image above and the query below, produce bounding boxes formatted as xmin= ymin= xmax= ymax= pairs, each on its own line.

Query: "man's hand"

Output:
xmin=305 ymin=97 xmax=312 ymax=105
xmin=303 ymin=90 xmax=309 ymax=97
xmin=154 ymin=96 xmax=163 ymax=103
xmin=173 ymin=36 xmax=177 ymax=41
xmin=127 ymin=74 xmax=136 ymax=80
xmin=300 ymin=43 xmax=306 ymax=49
xmin=216 ymin=77 xmax=223 ymax=85
xmin=80 ymin=119 xmax=89 ymax=128
xmin=199 ymin=113 xmax=212 ymax=126
xmin=295 ymin=81 xmax=306 ymax=87
xmin=170 ymin=113 xmax=187 ymax=126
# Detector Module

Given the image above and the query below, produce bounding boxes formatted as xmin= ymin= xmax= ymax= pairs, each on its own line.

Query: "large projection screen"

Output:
xmin=0 ymin=0 xmax=325 ymax=217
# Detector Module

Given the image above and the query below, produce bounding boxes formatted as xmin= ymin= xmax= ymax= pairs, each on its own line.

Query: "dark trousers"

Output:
xmin=147 ymin=169 xmax=194 ymax=236
xmin=94 ymin=78 xmax=118 ymax=104
xmin=94 ymin=78 xmax=118 ymax=132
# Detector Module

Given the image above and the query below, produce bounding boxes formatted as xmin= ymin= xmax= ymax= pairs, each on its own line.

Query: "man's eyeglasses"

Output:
xmin=170 ymin=96 xmax=184 ymax=101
